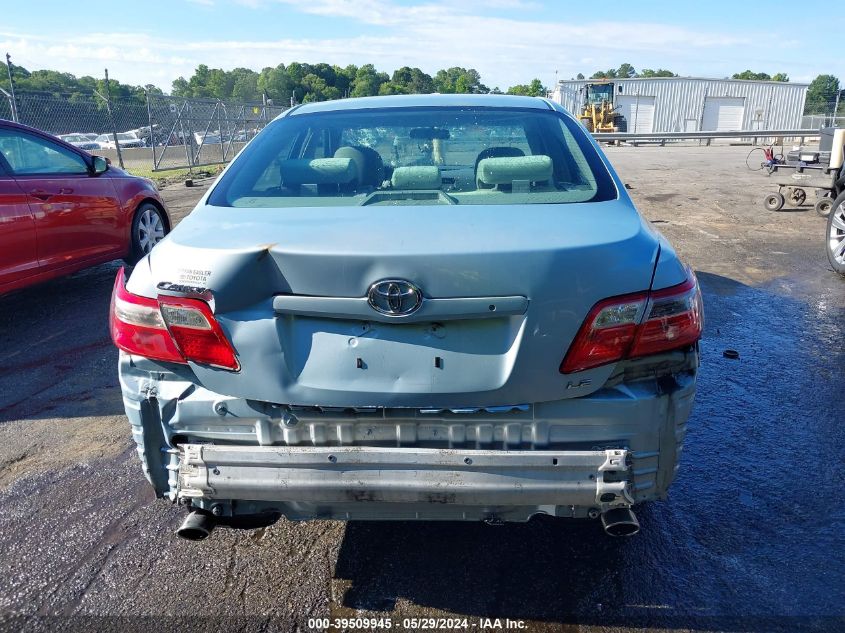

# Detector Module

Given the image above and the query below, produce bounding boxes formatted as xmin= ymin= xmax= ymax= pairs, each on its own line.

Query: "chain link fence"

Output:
xmin=146 ymin=94 xmax=285 ymax=171
xmin=801 ymin=114 xmax=845 ymax=129
xmin=3 ymin=88 xmax=842 ymax=170
xmin=0 ymin=91 xmax=286 ymax=173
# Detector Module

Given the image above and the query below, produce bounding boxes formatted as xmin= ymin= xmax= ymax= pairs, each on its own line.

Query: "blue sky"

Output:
xmin=1 ymin=0 xmax=841 ymax=92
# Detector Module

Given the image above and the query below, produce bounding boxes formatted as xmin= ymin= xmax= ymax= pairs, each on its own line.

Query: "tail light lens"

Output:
xmin=560 ymin=270 xmax=702 ymax=374
xmin=629 ymin=276 xmax=702 ymax=359
xmin=157 ymin=296 xmax=240 ymax=370
xmin=110 ymin=268 xmax=239 ymax=371
xmin=110 ymin=269 xmax=184 ymax=364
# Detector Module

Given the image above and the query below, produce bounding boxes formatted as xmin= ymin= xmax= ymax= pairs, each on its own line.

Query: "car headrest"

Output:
xmin=391 ymin=166 xmax=441 ymax=190
xmin=476 ymin=155 xmax=553 ymax=187
xmin=333 ymin=147 xmax=366 ymax=186
xmin=351 ymin=145 xmax=385 ymax=186
xmin=474 ymin=146 xmax=525 ymax=170
xmin=280 ymin=158 xmax=356 ymax=186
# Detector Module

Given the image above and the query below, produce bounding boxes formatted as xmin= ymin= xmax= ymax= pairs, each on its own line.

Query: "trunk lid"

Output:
xmin=138 ymin=200 xmax=659 ymax=407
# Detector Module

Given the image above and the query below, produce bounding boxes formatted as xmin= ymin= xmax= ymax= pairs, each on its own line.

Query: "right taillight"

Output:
xmin=560 ymin=269 xmax=702 ymax=374
xmin=110 ymin=268 xmax=239 ymax=371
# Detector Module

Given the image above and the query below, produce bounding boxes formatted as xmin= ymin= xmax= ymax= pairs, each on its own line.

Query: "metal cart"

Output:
xmin=763 ymin=163 xmax=842 ymax=216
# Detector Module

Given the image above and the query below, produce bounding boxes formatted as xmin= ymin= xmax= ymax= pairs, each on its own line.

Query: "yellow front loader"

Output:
xmin=578 ymin=82 xmax=626 ymax=133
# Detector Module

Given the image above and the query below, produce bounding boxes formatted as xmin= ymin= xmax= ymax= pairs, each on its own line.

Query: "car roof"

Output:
xmin=0 ymin=119 xmax=46 ymax=134
xmin=285 ymin=93 xmax=555 ymax=117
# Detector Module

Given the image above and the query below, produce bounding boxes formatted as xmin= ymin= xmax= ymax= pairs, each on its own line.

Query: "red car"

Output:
xmin=0 ymin=120 xmax=169 ymax=295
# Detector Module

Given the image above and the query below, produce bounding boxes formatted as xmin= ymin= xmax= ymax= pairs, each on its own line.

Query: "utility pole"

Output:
xmin=5 ymin=52 xmax=19 ymax=122
xmin=94 ymin=68 xmax=124 ymax=169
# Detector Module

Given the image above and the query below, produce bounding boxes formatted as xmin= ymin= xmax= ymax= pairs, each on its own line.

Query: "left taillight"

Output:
xmin=560 ymin=269 xmax=703 ymax=374
xmin=110 ymin=268 xmax=184 ymax=364
xmin=110 ymin=268 xmax=239 ymax=371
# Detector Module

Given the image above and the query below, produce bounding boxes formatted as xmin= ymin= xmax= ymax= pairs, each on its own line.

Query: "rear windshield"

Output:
xmin=208 ymin=106 xmax=617 ymax=208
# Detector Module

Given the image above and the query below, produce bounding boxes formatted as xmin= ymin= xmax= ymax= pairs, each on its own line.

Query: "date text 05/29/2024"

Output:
xmin=307 ymin=617 xmax=527 ymax=630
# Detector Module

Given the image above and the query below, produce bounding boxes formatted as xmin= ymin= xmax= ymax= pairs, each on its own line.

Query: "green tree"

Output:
xmin=771 ymin=73 xmax=789 ymax=82
xmin=732 ymin=70 xmax=772 ymax=81
xmin=377 ymin=82 xmax=406 ymax=96
xmin=350 ymin=64 xmax=388 ymax=97
xmin=171 ymin=76 xmax=191 ymax=97
xmin=434 ymin=67 xmax=488 ymax=94
xmin=805 ymin=74 xmax=840 ymax=115
xmin=617 ymin=63 xmax=636 ymax=79
xmin=590 ymin=69 xmax=617 ymax=79
xmin=231 ymin=74 xmax=259 ymax=101
xmin=257 ymin=64 xmax=292 ymax=105
xmin=576 ymin=73 xmax=585 ymax=80
xmin=639 ymin=68 xmax=676 ymax=78
xmin=391 ymin=67 xmax=435 ymax=94
xmin=506 ymin=78 xmax=545 ymax=97
xmin=333 ymin=65 xmax=357 ymax=97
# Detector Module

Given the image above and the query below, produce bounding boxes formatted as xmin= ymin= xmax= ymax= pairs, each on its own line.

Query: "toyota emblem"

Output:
xmin=367 ymin=279 xmax=422 ymax=316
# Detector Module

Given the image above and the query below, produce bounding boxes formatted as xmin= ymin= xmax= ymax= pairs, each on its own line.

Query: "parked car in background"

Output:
xmin=827 ymin=191 xmax=845 ymax=275
xmin=0 ymin=120 xmax=169 ymax=295
xmin=58 ymin=133 xmax=100 ymax=151
xmin=111 ymin=94 xmax=702 ymax=541
xmin=193 ymin=131 xmax=223 ymax=145
xmin=94 ymin=132 xmax=145 ymax=149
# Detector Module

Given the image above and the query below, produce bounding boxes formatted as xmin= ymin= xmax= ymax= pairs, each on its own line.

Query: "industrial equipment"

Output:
xmin=578 ymin=82 xmax=626 ymax=133
xmin=762 ymin=128 xmax=845 ymax=216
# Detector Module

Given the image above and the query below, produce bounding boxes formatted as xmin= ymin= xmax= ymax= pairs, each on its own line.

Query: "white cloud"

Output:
xmin=0 ymin=2 xmax=780 ymax=92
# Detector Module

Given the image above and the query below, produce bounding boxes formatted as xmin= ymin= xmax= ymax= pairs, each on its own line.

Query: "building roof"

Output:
xmin=556 ymin=77 xmax=809 ymax=87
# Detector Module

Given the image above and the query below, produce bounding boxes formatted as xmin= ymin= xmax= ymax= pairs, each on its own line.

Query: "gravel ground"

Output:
xmin=0 ymin=145 xmax=843 ymax=633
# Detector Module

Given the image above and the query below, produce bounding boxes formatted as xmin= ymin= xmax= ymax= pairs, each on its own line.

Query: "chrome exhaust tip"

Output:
xmin=601 ymin=507 xmax=640 ymax=537
xmin=176 ymin=510 xmax=216 ymax=541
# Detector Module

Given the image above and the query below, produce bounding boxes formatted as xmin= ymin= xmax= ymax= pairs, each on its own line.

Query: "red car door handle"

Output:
xmin=29 ymin=189 xmax=53 ymax=201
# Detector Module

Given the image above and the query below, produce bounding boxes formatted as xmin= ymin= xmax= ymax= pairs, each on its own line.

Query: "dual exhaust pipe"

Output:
xmin=176 ymin=510 xmax=216 ymax=541
xmin=176 ymin=509 xmax=281 ymax=541
xmin=177 ymin=507 xmax=641 ymax=540
xmin=601 ymin=507 xmax=640 ymax=537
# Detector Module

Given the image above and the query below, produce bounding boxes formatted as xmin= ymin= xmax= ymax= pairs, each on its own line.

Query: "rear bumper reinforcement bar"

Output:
xmin=177 ymin=445 xmax=633 ymax=507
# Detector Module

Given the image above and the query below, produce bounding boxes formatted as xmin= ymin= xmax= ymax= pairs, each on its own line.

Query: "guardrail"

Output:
xmin=591 ymin=129 xmax=818 ymax=143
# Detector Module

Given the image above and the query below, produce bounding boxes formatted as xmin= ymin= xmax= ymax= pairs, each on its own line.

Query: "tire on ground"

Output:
xmin=825 ymin=192 xmax=845 ymax=275
xmin=814 ymin=196 xmax=833 ymax=217
xmin=764 ymin=192 xmax=785 ymax=212
xmin=125 ymin=202 xmax=168 ymax=265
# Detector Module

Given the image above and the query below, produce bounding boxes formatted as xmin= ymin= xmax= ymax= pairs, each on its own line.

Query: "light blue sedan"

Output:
xmin=111 ymin=94 xmax=702 ymax=539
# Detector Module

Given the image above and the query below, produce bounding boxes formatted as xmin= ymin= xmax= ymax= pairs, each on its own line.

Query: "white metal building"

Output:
xmin=551 ymin=77 xmax=808 ymax=133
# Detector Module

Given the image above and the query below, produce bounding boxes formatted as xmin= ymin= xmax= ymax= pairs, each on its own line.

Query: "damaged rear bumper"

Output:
xmin=178 ymin=444 xmax=633 ymax=511
xmin=119 ymin=351 xmax=696 ymax=522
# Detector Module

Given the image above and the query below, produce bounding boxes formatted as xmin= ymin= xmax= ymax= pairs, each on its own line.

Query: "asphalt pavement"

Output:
xmin=0 ymin=146 xmax=843 ymax=633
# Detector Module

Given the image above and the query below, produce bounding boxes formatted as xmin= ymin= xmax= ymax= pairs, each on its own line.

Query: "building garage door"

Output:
xmin=616 ymin=95 xmax=655 ymax=134
xmin=702 ymin=97 xmax=745 ymax=131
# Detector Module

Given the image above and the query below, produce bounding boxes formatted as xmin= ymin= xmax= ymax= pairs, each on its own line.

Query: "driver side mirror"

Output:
xmin=92 ymin=155 xmax=109 ymax=174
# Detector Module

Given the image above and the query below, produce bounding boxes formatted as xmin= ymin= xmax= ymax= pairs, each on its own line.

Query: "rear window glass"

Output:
xmin=209 ymin=106 xmax=617 ymax=208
